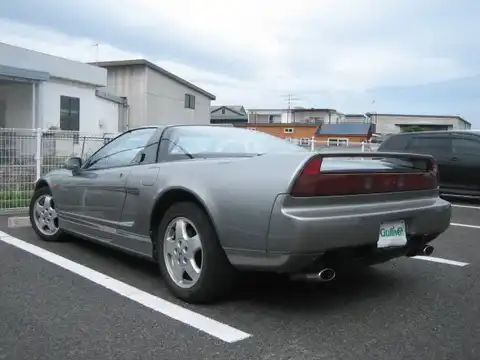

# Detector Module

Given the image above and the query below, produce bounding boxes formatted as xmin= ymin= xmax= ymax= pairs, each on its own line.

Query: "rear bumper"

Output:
xmin=265 ymin=192 xmax=451 ymax=272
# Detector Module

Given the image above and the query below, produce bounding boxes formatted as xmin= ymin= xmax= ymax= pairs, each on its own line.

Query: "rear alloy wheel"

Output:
xmin=29 ymin=186 xmax=66 ymax=242
xmin=157 ymin=202 xmax=236 ymax=304
xmin=163 ymin=217 xmax=203 ymax=289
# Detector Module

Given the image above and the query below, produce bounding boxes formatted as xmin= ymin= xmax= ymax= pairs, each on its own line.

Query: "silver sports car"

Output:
xmin=29 ymin=125 xmax=452 ymax=304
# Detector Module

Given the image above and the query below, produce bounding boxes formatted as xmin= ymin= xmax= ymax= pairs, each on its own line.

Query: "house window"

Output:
xmin=284 ymin=128 xmax=294 ymax=134
xmin=327 ymin=138 xmax=349 ymax=147
xmin=60 ymin=95 xmax=80 ymax=143
xmin=247 ymin=127 xmax=256 ymax=131
xmin=300 ymin=138 xmax=310 ymax=145
xmin=184 ymin=94 xmax=195 ymax=109
xmin=221 ymin=108 xmax=225 ymax=114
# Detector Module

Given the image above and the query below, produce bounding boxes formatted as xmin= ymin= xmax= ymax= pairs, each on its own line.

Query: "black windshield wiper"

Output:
xmin=164 ymin=139 xmax=194 ymax=159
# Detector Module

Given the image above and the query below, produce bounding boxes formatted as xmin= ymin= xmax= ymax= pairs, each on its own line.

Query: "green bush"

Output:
xmin=0 ymin=190 xmax=32 ymax=209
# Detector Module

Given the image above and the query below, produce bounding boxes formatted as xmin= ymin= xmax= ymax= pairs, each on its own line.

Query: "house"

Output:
xmin=235 ymin=123 xmax=319 ymax=143
xmin=344 ymin=114 xmax=371 ymax=124
xmin=93 ymin=59 xmax=216 ymax=130
xmin=247 ymin=108 xmax=284 ymax=124
xmin=290 ymin=108 xmax=344 ymax=124
xmin=210 ymin=105 xmax=248 ymax=124
xmin=369 ymin=113 xmax=471 ymax=134
xmin=247 ymin=107 xmax=345 ymax=124
xmin=315 ymin=123 xmax=373 ymax=147
xmin=0 ymin=42 xmax=124 ymax=134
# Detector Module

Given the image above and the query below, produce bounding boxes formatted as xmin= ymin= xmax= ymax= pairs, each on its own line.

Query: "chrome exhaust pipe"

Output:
xmin=290 ymin=268 xmax=336 ymax=282
xmin=318 ymin=268 xmax=336 ymax=282
xmin=422 ymin=245 xmax=434 ymax=256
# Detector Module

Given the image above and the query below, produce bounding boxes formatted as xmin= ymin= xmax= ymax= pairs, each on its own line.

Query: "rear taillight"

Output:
xmin=290 ymin=156 xmax=439 ymax=197
xmin=427 ymin=158 xmax=439 ymax=179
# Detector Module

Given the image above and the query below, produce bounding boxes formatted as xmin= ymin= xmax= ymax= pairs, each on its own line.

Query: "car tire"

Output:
xmin=156 ymin=201 xmax=237 ymax=304
xmin=29 ymin=186 xmax=66 ymax=242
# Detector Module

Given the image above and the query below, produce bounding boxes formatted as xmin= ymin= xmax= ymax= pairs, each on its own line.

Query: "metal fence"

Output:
xmin=286 ymin=137 xmax=380 ymax=153
xmin=0 ymin=128 xmax=117 ymax=211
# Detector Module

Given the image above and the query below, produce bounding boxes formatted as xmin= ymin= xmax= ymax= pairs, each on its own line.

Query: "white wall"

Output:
xmin=374 ymin=115 xmax=468 ymax=134
xmin=103 ymin=65 xmax=147 ymax=129
xmin=0 ymin=42 xmax=107 ymax=86
xmin=145 ymin=67 xmax=211 ymax=126
xmin=0 ymin=83 xmax=33 ymax=128
xmin=42 ymin=79 xmax=119 ymax=133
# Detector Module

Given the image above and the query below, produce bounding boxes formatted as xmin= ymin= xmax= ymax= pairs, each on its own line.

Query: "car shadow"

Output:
xmin=61 ymin=234 xmax=405 ymax=315
xmin=229 ymin=266 xmax=405 ymax=310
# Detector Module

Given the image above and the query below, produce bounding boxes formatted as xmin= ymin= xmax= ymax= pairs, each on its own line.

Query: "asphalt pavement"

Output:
xmin=1 ymin=201 xmax=480 ymax=360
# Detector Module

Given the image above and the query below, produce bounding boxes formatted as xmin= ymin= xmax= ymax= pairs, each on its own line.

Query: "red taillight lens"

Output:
xmin=290 ymin=156 xmax=439 ymax=197
xmin=427 ymin=158 xmax=439 ymax=179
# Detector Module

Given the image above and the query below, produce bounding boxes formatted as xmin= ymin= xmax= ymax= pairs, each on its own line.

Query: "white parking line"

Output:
xmin=451 ymin=222 xmax=480 ymax=230
xmin=0 ymin=231 xmax=251 ymax=343
xmin=412 ymin=256 xmax=469 ymax=267
xmin=451 ymin=204 xmax=480 ymax=210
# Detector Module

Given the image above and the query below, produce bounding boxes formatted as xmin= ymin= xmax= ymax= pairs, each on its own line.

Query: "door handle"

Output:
xmin=119 ymin=172 xmax=123 ymax=177
xmin=450 ymin=157 xmax=459 ymax=161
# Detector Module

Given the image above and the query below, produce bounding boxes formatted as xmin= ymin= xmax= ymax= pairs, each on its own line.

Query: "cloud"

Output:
xmin=0 ymin=0 xmax=479 ymax=122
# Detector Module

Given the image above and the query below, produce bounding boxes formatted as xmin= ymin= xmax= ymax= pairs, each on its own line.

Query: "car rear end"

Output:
xmin=267 ymin=152 xmax=451 ymax=275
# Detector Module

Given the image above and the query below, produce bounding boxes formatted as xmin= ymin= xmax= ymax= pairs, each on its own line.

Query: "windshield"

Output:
xmin=163 ymin=126 xmax=308 ymax=155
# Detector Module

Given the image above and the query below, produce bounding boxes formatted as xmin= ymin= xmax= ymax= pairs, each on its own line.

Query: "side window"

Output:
xmin=452 ymin=137 xmax=480 ymax=156
xmin=406 ymin=135 xmax=452 ymax=157
xmin=84 ymin=128 xmax=157 ymax=170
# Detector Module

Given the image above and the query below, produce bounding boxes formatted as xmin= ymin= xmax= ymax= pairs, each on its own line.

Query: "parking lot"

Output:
xmin=1 ymin=200 xmax=480 ymax=360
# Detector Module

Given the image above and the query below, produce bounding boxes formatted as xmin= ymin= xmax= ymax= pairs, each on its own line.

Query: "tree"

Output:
xmin=402 ymin=125 xmax=427 ymax=132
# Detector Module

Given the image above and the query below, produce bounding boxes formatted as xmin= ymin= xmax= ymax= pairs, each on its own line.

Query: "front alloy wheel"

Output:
xmin=29 ymin=186 xmax=66 ymax=242
xmin=33 ymin=194 xmax=59 ymax=236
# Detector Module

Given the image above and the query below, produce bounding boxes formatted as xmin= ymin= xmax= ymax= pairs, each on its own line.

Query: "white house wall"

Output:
xmin=103 ymin=65 xmax=146 ymax=129
xmin=0 ymin=42 xmax=107 ymax=86
xmin=42 ymin=79 xmax=119 ymax=134
xmin=146 ymin=67 xmax=211 ymax=126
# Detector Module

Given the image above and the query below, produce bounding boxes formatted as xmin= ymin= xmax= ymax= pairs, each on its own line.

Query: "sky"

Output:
xmin=0 ymin=0 xmax=479 ymax=124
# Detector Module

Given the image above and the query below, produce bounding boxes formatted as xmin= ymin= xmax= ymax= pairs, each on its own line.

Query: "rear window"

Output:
xmin=379 ymin=134 xmax=409 ymax=151
xmin=162 ymin=126 xmax=308 ymax=155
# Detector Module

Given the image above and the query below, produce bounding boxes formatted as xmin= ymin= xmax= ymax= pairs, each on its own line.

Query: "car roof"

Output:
xmin=130 ymin=124 xmax=234 ymax=131
xmin=388 ymin=130 xmax=480 ymax=137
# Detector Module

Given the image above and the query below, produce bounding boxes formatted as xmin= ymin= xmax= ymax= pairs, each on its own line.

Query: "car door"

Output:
xmin=109 ymin=127 xmax=165 ymax=255
xmin=60 ymin=127 xmax=159 ymax=242
xmin=405 ymin=134 xmax=454 ymax=189
xmin=449 ymin=134 xmax=480 ymax=192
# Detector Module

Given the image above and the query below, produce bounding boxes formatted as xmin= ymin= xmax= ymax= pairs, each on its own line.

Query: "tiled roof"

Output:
xmin=211 ymin=105 xmax=246 ymax=115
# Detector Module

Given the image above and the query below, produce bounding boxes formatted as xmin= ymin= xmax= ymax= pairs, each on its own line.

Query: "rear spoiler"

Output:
xmin=311 ymin=152 xmax=436 ymax=173
xmin=290 ymin=152 xmax=438 ymax=197
xmin=312 ymin=151 xmax=435 ymax=161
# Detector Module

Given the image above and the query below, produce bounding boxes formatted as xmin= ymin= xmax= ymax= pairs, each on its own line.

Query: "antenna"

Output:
xmin=93 ymin=44 xmax=99 ymax=65
xmin=282 ymin=94 xmax=301 ymax=123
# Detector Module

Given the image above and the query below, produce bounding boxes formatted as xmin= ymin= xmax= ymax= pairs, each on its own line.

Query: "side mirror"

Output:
xmin=65 ymin=157 xmax=82 ymax=171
